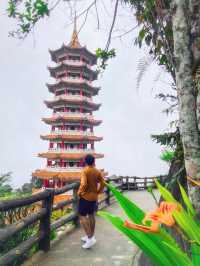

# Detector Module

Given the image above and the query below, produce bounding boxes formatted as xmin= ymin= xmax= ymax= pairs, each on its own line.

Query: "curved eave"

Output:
xmin=49 ymin=45 xmax=97 ymax=65
xmin=38 ymin=152 xmax=104 ymax=160
xmin=40 ymin=134 xmax=103 ymax=141
xmin=32 ymin=169 xmax=107 ymax=180
xmin=42 ymin=117 xmax=102 ymax=126
xmin=48 ymin=64 xmax=98 ymax=80
xmin=44 ymin=99 xmax=101 ymax=111
xmin=32 ymin=169 xmax=80 ymax=181
xmin=46 ymin=82 xmax=100 ymax=96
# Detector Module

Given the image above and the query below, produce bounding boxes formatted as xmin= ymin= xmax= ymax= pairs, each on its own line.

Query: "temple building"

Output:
xmin=32 ymin=21 xmax=105 ymax=189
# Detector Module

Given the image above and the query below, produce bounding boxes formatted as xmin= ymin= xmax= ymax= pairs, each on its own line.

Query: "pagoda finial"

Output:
xmin=69 ymin=13 xmax=81 ymax=48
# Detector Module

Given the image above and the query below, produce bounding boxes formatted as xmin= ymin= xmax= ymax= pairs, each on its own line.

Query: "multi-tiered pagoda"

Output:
xmin=33 ymin=22 xmax=104 ymax=189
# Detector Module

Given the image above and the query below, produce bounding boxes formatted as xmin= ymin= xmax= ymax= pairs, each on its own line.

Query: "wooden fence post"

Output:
xmin=73 ymin=184 xmax=80 ymax=227
xmin=106 ymin=180 xmax=110 ymax=205
xmin=144 ymin=178 xmax=147 ymax=189
xmin=39 ymin=189 xmax=53 ymax=252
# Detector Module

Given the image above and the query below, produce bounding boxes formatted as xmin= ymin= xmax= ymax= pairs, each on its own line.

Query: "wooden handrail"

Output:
xmin=0 ymin=182 xmax=80 ymax=265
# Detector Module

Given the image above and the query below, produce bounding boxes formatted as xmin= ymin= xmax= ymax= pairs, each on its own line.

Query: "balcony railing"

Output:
xmin=58 ymin=77 xmax=92 ymax=85
xmin=48 ymin=148 xmax=94 ymax=153
xmin=45 ymin=166 xmax=83 ymax=172
xmin=50 ymin=130 xmax=94 ymax=136
xmin=59 ymin=60 xmax=91 ymax=69
xmin=54 ymin=94 xmax=93 ymax=103
xmin=52 ymin=112 xmax=94 ymax=120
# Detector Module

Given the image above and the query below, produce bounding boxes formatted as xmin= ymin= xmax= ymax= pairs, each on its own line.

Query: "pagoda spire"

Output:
xmin=69 ymin=13 xmax=81 ymax=48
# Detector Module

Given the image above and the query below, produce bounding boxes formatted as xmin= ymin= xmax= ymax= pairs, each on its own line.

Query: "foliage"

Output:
xmin=0 ymin=224 xmax=39 ymax=265
xmin=122 ymin=0 xmax=174 ymax=78
xmin=96 ymin=48 xmax=116 ymax=71
xmin=51 ymin=208 xmax=72 ymax=222
xmin=152 ymin=128 xmax=185 ymax=190
xmin=99 ymin=182 xmax=200 ymax=266
xmin=0 ymin=172 xmax=13 ymax=197
xmin=7 ymin=0 xmax=49 ymax=38
xmin=160 ymin=150 xmax=175 ymax=162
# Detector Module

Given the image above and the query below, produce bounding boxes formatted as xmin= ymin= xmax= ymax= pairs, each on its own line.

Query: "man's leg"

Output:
xmin=88 ymin=214 xmax=95 ymax=237
xmin=80 ymin=215 xmax=91 ymax=237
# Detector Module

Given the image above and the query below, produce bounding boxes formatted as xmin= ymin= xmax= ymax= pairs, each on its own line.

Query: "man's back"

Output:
xmin=78 ymin=166 xmax=105 ymax=201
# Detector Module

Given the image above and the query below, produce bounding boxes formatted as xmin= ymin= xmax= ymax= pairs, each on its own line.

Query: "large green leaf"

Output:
xmin=178 ymin=182 xmax=195 ymax=217
xmin=191 ymin=243 xmax=200 ymax=266
xmin=163 ymin=242 xmax=192 ymax=266
xmin=154 ymin=179 xmax=177 ymax=202
xmin=107 ymin=182 xmax=145 ymax=223
xmin=173 ymin=210 xmax=200 ymax=244
xmin=99 ymin=211 xmax=192 ymax=266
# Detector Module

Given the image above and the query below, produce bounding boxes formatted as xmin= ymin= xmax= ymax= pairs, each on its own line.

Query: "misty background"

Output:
xmin=0 ymin=1 xmax=174 ymax=188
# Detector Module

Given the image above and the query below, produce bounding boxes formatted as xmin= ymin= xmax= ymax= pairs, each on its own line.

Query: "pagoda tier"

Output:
xmin=49 ymin=44 xmax=97 ymax=65
xmin=42 ymin=115 xmax=102 ymax=126
xmin=33 ymin=168 xmax=107 ymax=181
xmin=44 ymin=96 xmax=101 ymax=111
xmin=48 ymin=63 xmax=98 ymax=81
xmin=46 ymin=81 xmax=100 ymax=96
xmin=40 ymin=134 xmax=103 ymax=142
xmin=38 ymin=152 xmax=104 ymax=160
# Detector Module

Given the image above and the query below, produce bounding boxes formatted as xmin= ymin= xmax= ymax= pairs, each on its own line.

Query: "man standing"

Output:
xmin=78 ymin=154 xmax=105 ymax=249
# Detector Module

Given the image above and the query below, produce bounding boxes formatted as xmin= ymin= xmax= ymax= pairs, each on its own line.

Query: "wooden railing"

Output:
xmin=0 ymin=175 xmax=165 ymax=265
xmin=0 ymin=182 xmax=79 ymax=266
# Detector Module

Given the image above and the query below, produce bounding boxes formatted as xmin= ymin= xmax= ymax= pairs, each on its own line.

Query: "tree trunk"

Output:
xmin=172 ymin=0 xmax=200 ymax=214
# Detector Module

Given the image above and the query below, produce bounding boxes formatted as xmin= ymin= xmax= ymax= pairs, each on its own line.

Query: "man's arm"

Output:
xmin=77 ymin=171 xmax=87 ymax=197
xmin=97 ymin=172 xmax=105 ymax=194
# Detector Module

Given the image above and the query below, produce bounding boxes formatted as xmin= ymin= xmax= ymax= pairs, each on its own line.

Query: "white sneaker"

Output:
xmin=82 ymin=237 xmax=96 ymax=249
xmin=81 ymin=236 xmax=88 ymax=242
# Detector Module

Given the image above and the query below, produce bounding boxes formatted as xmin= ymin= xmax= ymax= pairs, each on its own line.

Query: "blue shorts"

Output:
xmin=78 ymin=197 xmax=97 ymax=216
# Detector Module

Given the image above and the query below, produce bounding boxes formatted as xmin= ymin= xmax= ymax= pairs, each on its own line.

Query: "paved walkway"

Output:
xmin=27 ymin=190 xmax=158 ymax=266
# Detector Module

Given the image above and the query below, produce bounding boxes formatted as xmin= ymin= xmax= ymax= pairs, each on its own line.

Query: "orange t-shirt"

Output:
xmin=78 ymin=166 xmax=105 ymax=201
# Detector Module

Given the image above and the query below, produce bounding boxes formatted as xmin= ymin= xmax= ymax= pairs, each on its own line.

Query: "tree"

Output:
xmin=0 ymin=172 xmax=13 ymax=196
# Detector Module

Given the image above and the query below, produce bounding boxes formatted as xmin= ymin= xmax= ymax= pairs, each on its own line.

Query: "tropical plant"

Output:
xmin=160 ymin=150 xmax=175 ymax=163
xmin=99 ymin=181 xmax=200 ymax=266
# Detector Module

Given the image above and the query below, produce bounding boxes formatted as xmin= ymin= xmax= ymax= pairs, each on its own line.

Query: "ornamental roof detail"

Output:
xmin=38 ymin=152 xmax=104 ymax=160
xmin=40 ymin=134 xmax=103 ymax=142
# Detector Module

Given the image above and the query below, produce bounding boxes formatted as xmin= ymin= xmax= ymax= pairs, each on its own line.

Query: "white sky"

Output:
xmin=0 ymin=1 xmax=173 ymax=188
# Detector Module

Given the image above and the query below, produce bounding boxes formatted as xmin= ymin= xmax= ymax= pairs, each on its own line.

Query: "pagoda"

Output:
xmin=32 ymin=20 xmax=104 ymax=189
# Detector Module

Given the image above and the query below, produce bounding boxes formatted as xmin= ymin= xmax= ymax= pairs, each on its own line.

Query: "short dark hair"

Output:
xmin=84 ymin=154 xmax=95 ymax=166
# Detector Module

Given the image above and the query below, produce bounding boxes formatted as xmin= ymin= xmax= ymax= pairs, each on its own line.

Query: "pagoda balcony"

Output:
xmin=45 ymin=166 xmax=82 ymax=172
xmin=53 ymin=112 xmax=94 ymax=119
xmin=48 ymin=148 xmax=94 ymax=153
xmin=58 ymin=77 xmax=94 ymax=85
xmin=58 ymin=59 xmax=91 ymax=69
xmin=54 ymin=94 xmax=93 ymax=103
xmin=51 ymin=130 xmax=94 ymax=136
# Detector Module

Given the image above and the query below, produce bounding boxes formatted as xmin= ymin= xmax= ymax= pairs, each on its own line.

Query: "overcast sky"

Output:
xmin=0 ymin=1 xmax=174 ymax=188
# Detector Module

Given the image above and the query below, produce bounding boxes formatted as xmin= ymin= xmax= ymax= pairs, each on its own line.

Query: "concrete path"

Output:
xmin=29 ymin=190 xmax=158 ymax=266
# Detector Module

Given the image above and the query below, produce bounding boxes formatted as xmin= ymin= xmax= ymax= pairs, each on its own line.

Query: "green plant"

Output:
xmin=99 ymin=182 xmax=200 ymax=266
xmin=160 ymin=150 xmax=175 ymax=162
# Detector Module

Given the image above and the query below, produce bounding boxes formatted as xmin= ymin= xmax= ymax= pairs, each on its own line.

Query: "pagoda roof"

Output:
xmin=40 ymin=134 xmax=103 ymax=142
xmin=42 ymin=115 xmax=102 ymax=126
xmin=46 ymin=81 xmax=100 ymax=95
xmin=48 ymin=64 xmax=98 ymax=81
xmin=49 ymin=45 xmax=97 ymax=65
xmin=44 ymin=97 xmax=101 ymax=111
xmin=38 ymin=152 xmax=104 ymax=160
xmin=32 ymin=169 xmax=107 ymax=180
